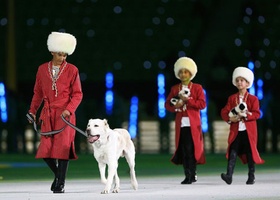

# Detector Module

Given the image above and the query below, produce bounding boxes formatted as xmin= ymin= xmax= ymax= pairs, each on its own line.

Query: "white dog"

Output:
xmin=86 ymin=118 xmax=138 ymax=194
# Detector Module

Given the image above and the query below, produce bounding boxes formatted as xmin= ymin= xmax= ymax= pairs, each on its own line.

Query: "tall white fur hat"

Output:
xmin=232 ymin=66 xmax=254 ymax=88
xmin=47 ymin=32 xmax=77 ymax=55
xmin=174 ymin=57 xmax=197 ymax=80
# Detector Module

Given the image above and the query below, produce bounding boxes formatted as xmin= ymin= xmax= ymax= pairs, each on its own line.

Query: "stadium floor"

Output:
xmin=0 ymin=172 xmax=279 ymax=200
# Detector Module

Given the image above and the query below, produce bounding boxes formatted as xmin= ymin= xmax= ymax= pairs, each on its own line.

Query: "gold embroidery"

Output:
xmin=236 ymin=91 xmax=248 ymax=106
xmin=48 ymin=61 xmax=67 ymax=97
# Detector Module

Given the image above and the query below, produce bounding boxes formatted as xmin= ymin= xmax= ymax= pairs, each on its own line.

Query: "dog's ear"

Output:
xmin=103 ymin=119 xmax=110 ymax=130
xmin=103 ymin=119 xmax=110 ymax=129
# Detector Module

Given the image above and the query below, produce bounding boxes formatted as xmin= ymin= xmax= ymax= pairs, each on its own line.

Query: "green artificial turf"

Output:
xmin=0 ymin=153 xmax=278 ymax=182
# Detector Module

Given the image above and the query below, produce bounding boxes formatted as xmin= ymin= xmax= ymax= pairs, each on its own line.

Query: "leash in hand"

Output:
xmin=26 ymin=113 xmax=65 ymax=136
xmin=26 ymin=113 xmax=87 ymax=137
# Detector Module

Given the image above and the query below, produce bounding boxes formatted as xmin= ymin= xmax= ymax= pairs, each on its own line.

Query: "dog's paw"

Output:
xmin=132 ymin=184 xmax=138 ymax=190
xmin=132 ymin=180 xmax=138 ymax=190
xmin=101 ymin=190 xmax=109 ymax=194
xmin=112 ymin=188 xmax=120 ymax=193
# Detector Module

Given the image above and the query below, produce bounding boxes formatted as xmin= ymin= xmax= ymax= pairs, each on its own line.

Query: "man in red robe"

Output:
xmin=28 ymin=32 xmax=83 ymax=193
xmin=220 ymin=66 xmax=264 ymax=185
xmin=165 ymin=57 xmax=206 ymax=184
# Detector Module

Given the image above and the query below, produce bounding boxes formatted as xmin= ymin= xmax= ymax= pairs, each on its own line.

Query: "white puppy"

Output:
xmin=228 ymin=102 xmax=248 ymax=118
xmin=86 ymin=118 xmax=138 ymax=194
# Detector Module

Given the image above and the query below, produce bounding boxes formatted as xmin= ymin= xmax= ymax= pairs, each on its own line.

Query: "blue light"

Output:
xmin=247 ymin=62 xmax=263 ymax=118
xmin=257 ymin=79 xmax=263 ymax=87
xmin=248 ymin=61 xmax=254 ymax=71
xmin=105 ymin=72 xmax=114 ymax=115
xmin=257 ymin=79 xmax=263 ymax=100
xmin=0 ymin=82 xmax=8 ymax=123
xmin=105 ymin=90 xmax=114 ymax=115
xmin=260 ymin=110 xmax=263 ymax=119
xmin=158 ymin=87 xmax=165 ymax=94
xmin=256 ymin=78 xmax=264 ymax=119
xmin=157 ymin=74 xmax=165 ymax=87
xmin=128 ymin=96 xmax=138 ymax=139
xmin=0 ymin=83 xmax=5 ymax=96
xmin=248 ymin=62 xmax=255 ymax=95
xmin=105 ymin=72 xmax=113 ymax=89
xmin=200 ymin=89 xmax=208 ymax=133
xmin=157 ymin=74 xmax=166 ymax=118
xmin=249 ymin=86 xmax=255 ymax=95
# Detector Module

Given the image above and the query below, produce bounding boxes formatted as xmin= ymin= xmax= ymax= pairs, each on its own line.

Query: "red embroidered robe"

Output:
xmin=220 ymin=92 xmax=264 ymax=164
xmin=29 ymin=61 xmax=83 ymax=160
xmin=165 ymin=82 xmax=206 ymax=164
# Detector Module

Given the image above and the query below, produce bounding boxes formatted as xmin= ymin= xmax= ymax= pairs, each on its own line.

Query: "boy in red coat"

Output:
xmin=165 ymin=57 xmax=206 ymax=184
xmin=220 ymin=66 xmax=264 ymax=185
xmin=28 ymin=32 xmax=83 ymax=193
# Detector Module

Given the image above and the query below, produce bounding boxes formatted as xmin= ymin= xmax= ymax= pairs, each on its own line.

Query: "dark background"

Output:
xmin=1 ymin=0 xmax=280 ymax=153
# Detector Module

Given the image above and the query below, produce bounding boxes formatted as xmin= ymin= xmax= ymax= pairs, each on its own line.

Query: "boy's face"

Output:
xmin=178 ymin=68 xmax=192 ymax=82
xmin=51 ymin=52 xmax=67 ymax=66
xmin=235 ymin=77 xmax=249 ymax=89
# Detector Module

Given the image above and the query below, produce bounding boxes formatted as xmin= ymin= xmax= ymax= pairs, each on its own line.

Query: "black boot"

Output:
xmin=181 ymin=169 xmax=192 ymax=184
xmin=191 ymin=170 xmax=197 ymax=183
xmin=190 ymin=159 xmax=197 ymax=183
xmin=191 ymin=174 xmax=197 ymax=183
xmin=221 ymin=150 xmax=237 ymax=185
xmin=246 ymin=156 xmax=255 ymax=184
xmin=43 ymin=158 xmax=58 ymax=191
xmin=53 ymin=159 xmax=69 ymax=193
xmin=246 ymin=171 xmax=255 ymax=185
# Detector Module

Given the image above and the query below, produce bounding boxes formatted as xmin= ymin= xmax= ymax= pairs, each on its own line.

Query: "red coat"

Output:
xmin=29 ymin=61 xmax=83 ymax=160
xmin=220 ymin=92 xmax=264 ymax=164
xmin=165 ymin=82 xmax=206 ymax=164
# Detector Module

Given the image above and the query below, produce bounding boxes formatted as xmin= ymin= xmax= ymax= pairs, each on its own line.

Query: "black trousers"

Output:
xmin=230 ymin=130 xmax=254 ymax=168
xmin=171 ymin=127 xmax=195 ymax=164
xmin=177 ymin=127 xmax=196 ymax=176
xmin=230 ymin=130 xmax=251 ymax=156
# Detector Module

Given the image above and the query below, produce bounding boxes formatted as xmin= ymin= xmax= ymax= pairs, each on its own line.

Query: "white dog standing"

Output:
xmin=86 ymin=118 xmax=138 ymax=194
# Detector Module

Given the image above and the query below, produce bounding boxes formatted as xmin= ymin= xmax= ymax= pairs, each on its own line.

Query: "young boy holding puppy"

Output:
xmin=165 ymin=57 xmax=206 ymax=184
xmin=220 ymin=66 xmax=264 ymax=185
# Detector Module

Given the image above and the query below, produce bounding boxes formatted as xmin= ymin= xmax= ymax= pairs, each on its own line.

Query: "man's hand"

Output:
xmin=27 ymin=113 xmax=36 ymax=123
xmin=62 ymin=110 xmax=71 ymax=118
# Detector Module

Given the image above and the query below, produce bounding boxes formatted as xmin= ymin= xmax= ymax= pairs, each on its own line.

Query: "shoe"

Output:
xmin=181 ymin=176 xmax=192 ymax=184
xmin=53 ymin=182 xmax=65 ymax=193
xmin=191 ymin=175 xmax=197 ymax=183
xmin=246 ymin=173 xmax=255 ymax=185
xmin=53 ymin=159 xmax=68 ymax=193
xmin=221 ymin=173 xmax=232 ymax=185
xmin=51 ymin=178 xmax=58 ymax=191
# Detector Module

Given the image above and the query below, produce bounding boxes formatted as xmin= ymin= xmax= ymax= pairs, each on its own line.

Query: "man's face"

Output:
xmin=51 ymin=52 xmax=67 ymax=65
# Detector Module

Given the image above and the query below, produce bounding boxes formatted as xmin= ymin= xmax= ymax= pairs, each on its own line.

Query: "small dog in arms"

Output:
xmin=86 ymin=118 xmax=138 ymax=194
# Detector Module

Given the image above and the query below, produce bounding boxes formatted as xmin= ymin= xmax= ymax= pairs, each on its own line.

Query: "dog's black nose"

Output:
xmin=86 ymin=129 xmax=91 ymax=135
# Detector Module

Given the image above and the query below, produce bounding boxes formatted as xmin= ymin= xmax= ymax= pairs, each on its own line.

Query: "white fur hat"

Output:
xmin=174 ymin=57 xmax=197 ymax=80
xmin=232 ymin=67 xmax=254 ymax=88
xmin=47 ymin=32 xmax=77 ymax=55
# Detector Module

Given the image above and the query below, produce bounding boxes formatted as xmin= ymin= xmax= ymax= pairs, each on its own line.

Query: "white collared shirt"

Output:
xmin=238 ymin=96 xmax=246 ymax=131
xmin=181 ymin=117 xmax=190 ymax=127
